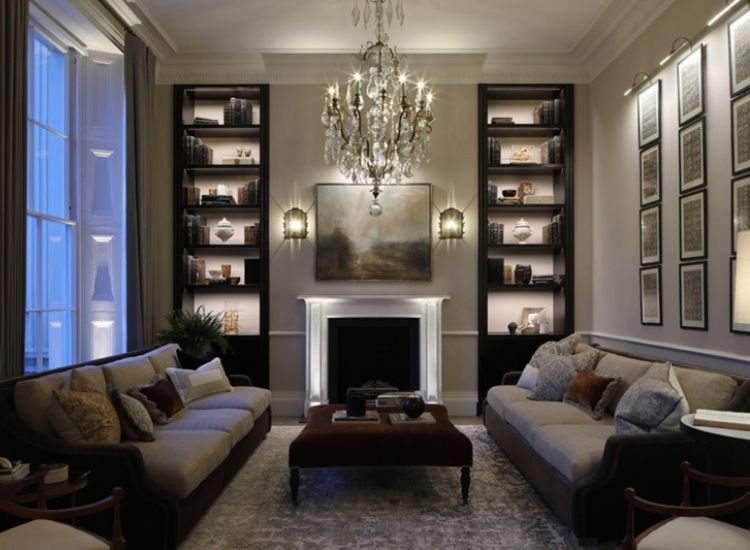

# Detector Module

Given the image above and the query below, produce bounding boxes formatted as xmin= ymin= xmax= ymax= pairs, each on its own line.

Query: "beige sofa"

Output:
xmin=0 ymin=345 xmax=272 ymax=549
xmin=483 ymin=343 xmax=749 ymax=543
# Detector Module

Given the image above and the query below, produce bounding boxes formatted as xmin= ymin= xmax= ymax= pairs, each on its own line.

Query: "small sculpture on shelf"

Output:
xmin=507 ymin=322 xmax=518 ymax=335
xmin=517 ymin=181 xmax=536 ymax=201
xmin=512 ymin=218 xmax=532 ymax=244
xmin=213 ymin=217 xmax=235 ymax=242
xmin=223 ymin=301 xmax=239 ymax=335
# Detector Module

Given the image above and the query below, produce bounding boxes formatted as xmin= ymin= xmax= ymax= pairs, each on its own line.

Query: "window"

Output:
xmin=25 ymin=25 xmax=126 ymax=374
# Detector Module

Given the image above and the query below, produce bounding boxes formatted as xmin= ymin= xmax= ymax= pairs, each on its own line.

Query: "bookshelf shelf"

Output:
xmin=183 ymin=124 xmax=261 ymax=138
xmin=184 ymin=206 xmax=260 ymax=215
xmin=184 ymin=165 xmax=261 ymax=176
xmin=487 ymin=124 xmax=561 ymax=138
xmin=185 ymin=285 xmax=261 ymax=294
xmin=488 ymin=204 xmax=565 ymax=214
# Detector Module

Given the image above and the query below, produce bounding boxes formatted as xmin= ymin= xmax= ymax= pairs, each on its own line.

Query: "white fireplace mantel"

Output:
xmin=298 ymin=295 xmax=450 ymax=410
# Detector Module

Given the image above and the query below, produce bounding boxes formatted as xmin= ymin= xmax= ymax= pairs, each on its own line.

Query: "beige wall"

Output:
xmin=590 ymin=0 xmax=750 ymax=365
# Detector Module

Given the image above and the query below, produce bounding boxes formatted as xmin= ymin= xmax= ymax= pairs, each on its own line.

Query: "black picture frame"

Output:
xmin=678 ymin=45 xmax=705 ymax=126
xmin=731 ymin=91 xmax=750 ymax=174
xmin=732 ymin=174 xmax=750 ymax=254
xmin=640 ymin=204 xmax=661 ymax=265
xmin=730 ymin=257 xmax=750 ymax=334
xmin=678 ymin=118 xmax=706 ymax=193
xmin=679 ymin=261 xmax=708 ymax=331
xmin=639 ymin=266 xmax=662 ymax=326
xmin=729 ymin=9 xmax=750 ymax=97
xmin=679 ymin=190 xmax=707 ymax=261
xmin=640 ymin=143 xmax=661 ymax=206
xmin=638 ymin=80 xmax=661 ymax=148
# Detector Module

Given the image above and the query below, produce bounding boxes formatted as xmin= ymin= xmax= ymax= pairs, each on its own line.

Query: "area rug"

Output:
xmin=179 ymin=425 xmax=590 ymax=549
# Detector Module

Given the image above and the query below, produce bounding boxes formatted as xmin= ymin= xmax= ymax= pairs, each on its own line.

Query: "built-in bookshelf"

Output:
xmin=477 ymin=84 xmax=575 ymax=413
xmin=173 ymin=84 xmax=269 ymax=388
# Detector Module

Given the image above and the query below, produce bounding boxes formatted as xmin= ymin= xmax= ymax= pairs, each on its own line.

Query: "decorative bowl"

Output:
xmin=208 ymin=269 xmax=224 ymax=280
xmin=227 ymin=277 xmax=241 ymax=286
xmin=501 ymin=189 xmax=517 ymax=198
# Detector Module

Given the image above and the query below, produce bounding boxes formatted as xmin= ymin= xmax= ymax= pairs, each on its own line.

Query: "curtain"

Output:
xmin=124 ymin=32 xmax=157 ymax=350
xmin=0 ymin=0 xmax=28 ymax=379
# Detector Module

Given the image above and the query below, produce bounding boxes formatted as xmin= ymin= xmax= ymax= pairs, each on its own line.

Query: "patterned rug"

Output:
xmin=179 ymin=425 xmax=596 ymax=550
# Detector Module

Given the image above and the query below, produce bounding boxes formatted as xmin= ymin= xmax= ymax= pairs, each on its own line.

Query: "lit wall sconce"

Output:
xmin=283 ymin=207 xmax=307 ymax=239
xmin=659 ymin=37 xmax=692 ymax=66
xmin=439 ymin=207 xmax=464 ymax=239
xmin=734 ymin=230 xmax=750 ymax=329
xmin=708 ymin=0 xmax=741 ymax=26
xmin=623 ymin=72 xmax=650 ymax=97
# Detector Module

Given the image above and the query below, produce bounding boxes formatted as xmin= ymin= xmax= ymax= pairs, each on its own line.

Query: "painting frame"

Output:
xmin=315 ymin=183 xmax=432 ymax=281
xmin=638 ymin=80 xmax=661 ymax=148
xmin=729 ymin=9 xmax=750 ymax=97
xmin=679 ymin=118 xmax=706 ymax=192
xmin=732 ymin=175 xmax=750 ymax=254
xmin=679 ymin=261 xmax=708 ymax=331
xmin=731 ymin=91 xmax=750 ymax=174
xmin=730 ymin=257 xmax=750 ymax=334
xmin=640 ymin=204 xmax=661 ymax=266
xmin=679 ymin=190 xmax=707 ymax=261
xmin=677 ymin=45 xmax=705 ymax=126
xmin=640 ymin=143 xmax=661 ymax=206
xmin=640 ymin=266 xmax=662 ymax=326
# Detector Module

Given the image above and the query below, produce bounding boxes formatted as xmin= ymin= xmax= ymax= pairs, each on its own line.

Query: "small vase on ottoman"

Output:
xmin=402 ymin=395 xmax=425 ymax=419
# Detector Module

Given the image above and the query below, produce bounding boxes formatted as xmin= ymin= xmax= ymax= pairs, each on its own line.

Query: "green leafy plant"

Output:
xmin=157 ymin=306 xmax=230 ymax=358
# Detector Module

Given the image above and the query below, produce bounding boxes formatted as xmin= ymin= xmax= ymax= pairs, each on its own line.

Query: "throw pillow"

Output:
xmin=528 ymin=349 xmax=599 ymax=401
xmin=48 ymin=369 xmax=121 ymax=443
xmin=138 ymin=378 xmax=184 ymax=418
xmin=176 ymin=349 xmax=209 ymax=370
xmin=166 ymin=358 xmax=233 ymax=404
xmin=126 ymin=387 xmax=169 ymax=425
xmin=528 ymin=333 xmax=581 ymax=368
xmin=110 ymin=389 xmax=155 ymax=441
xmin=516 ymin=364 xmax=539 ymax=391
xmin=563 ymin=371 xmax=621 ymax=420
xmin=614 ymin=362 xmax=689 ymax=434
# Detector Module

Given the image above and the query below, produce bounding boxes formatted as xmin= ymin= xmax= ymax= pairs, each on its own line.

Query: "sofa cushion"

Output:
xmin=129 ymin=429 xmax=232 ymax=498
xmin=528 ymin=332 xmax=581 ymax=368
xmin=102 ymin=356 xmax=157 ymax=393
xmin=531 ymin=424 xmax=615 ymax=483
xmin=158 ymin=408 xmax=254 ymax=446
xmin=145 ymin=343 xmax=181 ymax=376
xmin=138 ymin=378 xmax=184 ymax=418
xmin=110 ymin=390 xmax=154 ymax=441
xmin=0 ymin=519 xmax=108 ymax=550
xmin=563 ymin=371 xmax=621 ymax=420
xmin=516 ymin=364 xmax=538 ymax=390
xmin=672 ymin=366 xmax=738 ymax=413
xmin=187 ymin=387 xmax=272 ymax=422
xmin=14 ymin=365 xmax=105 ymax=437
xmin=126 ymin=387 xmax=169 ymax=425
xmin=486 ymin=385 xmax=530 ymax=420
xmin=595 ymin=353 xmax=654 ymax=413
xmin=504 ymin=400 xmax=613 ymax=442
xmin=166 ymin=358 xmax=233 ymax=404
xmin=529 ymin=350 xmax=599 ymax=401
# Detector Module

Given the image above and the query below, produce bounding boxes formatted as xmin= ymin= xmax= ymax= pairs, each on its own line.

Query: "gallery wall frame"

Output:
xmin=678 ymin=117 xmax=706 ymax=193
xmin=732 ymin=174 xmax=750 ymax=254
xmin=639 ymin=265 xmax=662 ymax=325
xmin=678 ymin=45 xmax=705 ymax=126
xmin=679 ymin=190 xmax=707 ymax=261
xmin=638 ymin=80 xmax=661 ymax=148
xmin=731 ymin=91 xmax=750 ymax=174
xmin=640 ymin=143 xmax=661 ymax=205
xmin=729 ymin=9 xmax=750 ymax=97
xmin=640 ymin=204 xmax=661 ymax=265
xmin=679 ymin=261 xmax=708 ymax=331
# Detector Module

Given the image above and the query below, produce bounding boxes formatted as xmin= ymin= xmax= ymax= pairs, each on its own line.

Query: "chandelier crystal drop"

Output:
xmin=322 ymin=0 xmax=434 ymax=214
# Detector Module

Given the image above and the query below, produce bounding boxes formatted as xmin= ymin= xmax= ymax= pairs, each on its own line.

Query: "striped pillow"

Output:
xmin=165 ymin=358 xmax=233 ymax=404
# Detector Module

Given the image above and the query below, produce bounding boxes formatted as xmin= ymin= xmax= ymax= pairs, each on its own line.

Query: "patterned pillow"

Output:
xmin=564 ymin=371 xmax=621 ymax=420
xmin=528 ymin=333 xmax=581 ymax=368
xmin=110 ymin=389 xmax=155 ymax=441
xmin=166 ymin=358 xmax=233 ymax=404
xmin=516 ymin=364 xmax=538 ymax=390
xmin=126 ymin=386 xmax=169 ymax=425
xmin=528 ymin=349 xmax=599 ymax=401
xmin=48 ymin=369 xmax=121 ymax=443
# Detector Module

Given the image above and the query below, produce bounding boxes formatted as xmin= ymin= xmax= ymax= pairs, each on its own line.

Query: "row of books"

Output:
xmin=183 ymin=180 xmax=261 ymax=207
xmin=193 ymin=116 xmax=219 ymax=125
xmin=201 ymin=194 xmax=236 ymax=206
xmin=184 ymin=214 xmax=210 ymax=246
xmin=539 ymin=135 xmax=563 ymax=164
xmin=185 ymin=255 xmax=207 ymax=285
xmin=488 ymin=138 xmax=502 ymax=166
xmin=542 ymin=213 xmax=563 ymax=245
xmin=223 ymin=97 xmax=253 ymax=126
xmin=183 ymin=135 xmax=214 ymax=165
xmin=531 ymin=274 xmax=556 ymax=285
xmin=532 ymin=99 xmax=561 ymax=126
xmin=237 ymin=180 xmax=260 ymax=206
xmin=488 ymin=222 xmax=504 ymax=246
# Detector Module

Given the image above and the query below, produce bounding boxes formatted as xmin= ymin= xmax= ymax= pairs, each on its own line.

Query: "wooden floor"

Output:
xmin=274 ymin=416 xmax=482 ymax=426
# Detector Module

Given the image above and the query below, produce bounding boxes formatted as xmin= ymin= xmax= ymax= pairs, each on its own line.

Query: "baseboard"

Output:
xmin=271 ymin=391 xmax=306 ymax=417
xmin=441 ymin=392 xmax=479 ymax=417
xmin=582 ymin=331 xmax=750 ymax=378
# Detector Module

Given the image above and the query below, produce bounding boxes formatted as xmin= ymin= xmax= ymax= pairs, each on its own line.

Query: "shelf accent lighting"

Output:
xmin=659 ymin=37 xmax=693 ymax=66
xmin=283 ymin=208 xmax=308 ymax=239
xmin=735 ymin=230 xmax=750 ymax=328
xmin=439 ymin=208 xmax=464 ymax=239
xmin=708 ymin=0 xmax=743 ymax=26
xmin=623 ymin=72 xmax=651 ymax=97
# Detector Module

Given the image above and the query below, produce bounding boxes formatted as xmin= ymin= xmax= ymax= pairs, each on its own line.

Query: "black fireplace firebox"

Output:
xmin=327 ymin=317 xmax=420 ymax=404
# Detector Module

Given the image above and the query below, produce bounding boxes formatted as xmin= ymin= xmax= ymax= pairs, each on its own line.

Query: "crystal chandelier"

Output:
xmin=321 ymin=0 xmax=434 ymax=216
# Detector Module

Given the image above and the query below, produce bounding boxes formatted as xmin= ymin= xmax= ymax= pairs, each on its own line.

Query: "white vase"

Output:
xmin=512 ymin=218 xmax=532 ymax=244
xmin=214 ymin=217 xmax=235 ymax=242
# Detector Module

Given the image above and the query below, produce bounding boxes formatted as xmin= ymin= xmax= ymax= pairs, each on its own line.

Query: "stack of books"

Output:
xmin=542 ymin=214 xmax=563 ymax=245
xmin=182 ymin=135 xmax=214 ymax=165
xmin=0 ymin=461 xmax=30 ymax=484
xmin=238 ymin=180 xmax=260 ymax=206
xmin=183 ymin=186 xmax=201 ymax=206
xmin=488 ymin=138 xmax=502 ymax=166
xmin=375 ymin=391 xmax=422 ymax=408
xmin=532 ymin=99 xmax=561 ymax=125
xmin=490 ymin=116 xmax=514 ymax=125
xmin=531 ymin=274 xmax=555 ymax=286
xmin=331 ymin=410 xmax=379 ymax=423
xmin=523 ymin=195 xmax=554 ymax=205
xmin=193 ymin=116 xmax=219 ymax=125
xmin=184 ymin=255 xmax=207 ymax=285
xmin=487 ymin=183 xmax=497 ymax=205
xmin=223 ymin=97 xmax=253 ymax=126
xmin=539 ymin=135 xmax=562 ymax=164
xmin=488 ymin=222 xmax=504 ymax=245
xmin=244 ymin=223 xmax=260 ymax=245
xmin=201 ymin=194 xmax=236 ymax=206
xmin=184 ymin=214 xmax=209 ymax=246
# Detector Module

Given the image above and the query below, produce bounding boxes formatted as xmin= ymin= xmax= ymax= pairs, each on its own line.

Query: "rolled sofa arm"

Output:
xmin=228 ymin=374 xmax=252 ymax=386
xmin=501 ymin=371 xmax=522 ymax=386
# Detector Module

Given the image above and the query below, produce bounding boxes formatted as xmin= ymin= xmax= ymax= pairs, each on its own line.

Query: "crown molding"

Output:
xmin=68 ymin=0 xmax=126 ymax=50
xmin=30 ymin=1 xmax=89 ymax=55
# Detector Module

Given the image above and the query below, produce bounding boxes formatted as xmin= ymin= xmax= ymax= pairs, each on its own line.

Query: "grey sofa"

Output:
xmin=0 ymin=344 xmax=272 ymax=549
xmin=483 ymin=343 xmax=749 ymax=543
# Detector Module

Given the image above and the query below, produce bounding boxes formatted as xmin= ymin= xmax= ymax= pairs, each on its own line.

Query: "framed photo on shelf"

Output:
xmin=638 ymin=80 xmax=661 ymax=148
xmin=732 ymin=175 xmax=750 ymax=254
xmin=640 ymin=266 xmax=662 ymax=325
xmin=640 ymin=143 xmax=660 ymax=205
xmin=679 ymin=190 xmax=707 ymax=260
xmin=730 ymin=257 xmax=750 ymax=334
xmin=678 ymin=45 xmax=704 ymax=126
xmin=680 ymin=261 xmax=708 ymax=330
xmin=679 ymin=118 xmax=706 ymax=192
xmin=640 ymin=204 xmax=661 ymax=265
xmin=729 ymin=9 xmax=750 ymax=97
xmin=732 ymin=92 xmax=750 ymax=174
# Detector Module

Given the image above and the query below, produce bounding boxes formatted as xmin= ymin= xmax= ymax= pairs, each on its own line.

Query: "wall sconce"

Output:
xmin=659 ymin=37 xmax=693 ymax=66
xmin=283 ymin=207 xmax=307 ymax=239
xmin=439 ymin=207 xmax=464 ymax=239
xmin=623 ymin=72 xmax=650 ymax=97
xmin=734 ymin=230 xmax=750 ymax=328
xmin=708 ymin=0 xmax=742 ymax=26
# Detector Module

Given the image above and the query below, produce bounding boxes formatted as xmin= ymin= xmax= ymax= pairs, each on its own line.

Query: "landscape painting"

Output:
xmin=316 ymin=184 xmax=431 ymax=280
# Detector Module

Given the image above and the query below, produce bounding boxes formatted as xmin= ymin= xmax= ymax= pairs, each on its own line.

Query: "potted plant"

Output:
xmin=156 ymin=306 xmax=230 ymax=359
